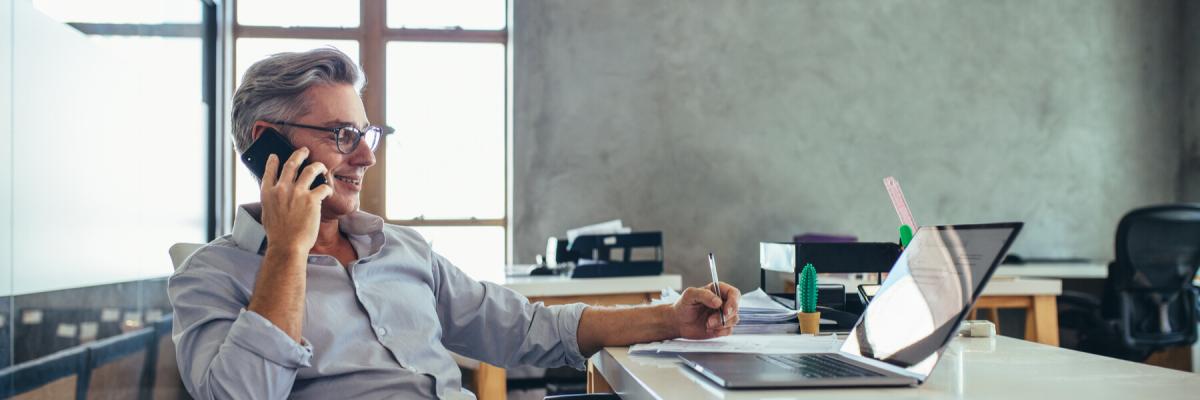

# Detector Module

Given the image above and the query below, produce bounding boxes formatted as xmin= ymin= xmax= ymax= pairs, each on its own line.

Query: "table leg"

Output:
xmin=587 ymin=360 xmax=612 ymax=393
xmin=475 ymin=362 xmax=506 ymax=400
xmin=1030 ymin=295 xmax=1059 ymax=346
xmin=986 ymin=308 xmax=1001 ymax=332
xmin=1024 ymin=303 xmax=1036 ymax=341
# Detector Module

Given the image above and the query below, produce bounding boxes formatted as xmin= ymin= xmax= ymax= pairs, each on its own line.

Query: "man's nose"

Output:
xmin=350 ymin=140 xmax=377 ymax=167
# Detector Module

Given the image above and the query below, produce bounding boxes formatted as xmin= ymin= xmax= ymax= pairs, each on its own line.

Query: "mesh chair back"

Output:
xmin=1110 ymin=204 xmax=1200 ymax=348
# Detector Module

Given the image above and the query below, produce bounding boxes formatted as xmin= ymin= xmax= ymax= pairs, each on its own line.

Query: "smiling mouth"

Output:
xmin=333 ymin=175 xmax=361 ymax=185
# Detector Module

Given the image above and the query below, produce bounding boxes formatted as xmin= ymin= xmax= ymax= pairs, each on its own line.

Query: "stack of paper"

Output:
xmin=655 ymin=288 xmax=808 ymax=334
xmin=734 ymin=289 xmax=801 ymax=334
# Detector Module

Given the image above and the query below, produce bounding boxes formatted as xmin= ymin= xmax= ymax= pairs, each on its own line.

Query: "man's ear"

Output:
xmin=250 ymin=121 xmax=275 ymax=143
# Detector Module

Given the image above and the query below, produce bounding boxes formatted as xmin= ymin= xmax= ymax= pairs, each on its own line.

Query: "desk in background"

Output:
xmin=972 ymin=277 xmax=1062 ymax=346
xmin=998 ymin=261 xmax=1200 ymax=372
xmin=822 ymin=275 xmax=1063 ymax=346
xmin=995 ymin=261 xmax=1109 ymax=279
xmin=588 ymin=336 xmax=1200 ymax=399
xmin=472 ymin=274 xmax=683 ymax=400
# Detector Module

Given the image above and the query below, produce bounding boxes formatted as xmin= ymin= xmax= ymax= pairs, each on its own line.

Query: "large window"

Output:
xmin=15 ymin=0 xmax=211 ymax=293
xmin=4 ymin=0 xmax=214 ymax=372
xmin=233 ymin=0 xmax=509 ymax=281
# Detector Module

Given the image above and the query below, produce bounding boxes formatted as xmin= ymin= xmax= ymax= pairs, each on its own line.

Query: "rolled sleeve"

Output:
xmin=227 ymin=309 xmax=313 ymax=368
xmin=548 ymin=303 xmax=589 ymax=369
xmin=169 ymin=247 xmax=309 ymax=400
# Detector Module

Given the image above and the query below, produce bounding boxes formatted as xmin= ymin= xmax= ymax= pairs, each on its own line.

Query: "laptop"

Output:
xmin=679 ymin=222 xmax=1023 ymax=389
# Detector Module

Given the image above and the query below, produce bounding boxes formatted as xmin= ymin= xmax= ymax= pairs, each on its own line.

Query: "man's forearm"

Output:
xmin=246 ymin=246 xmax=308 ymax=342
xmin=576 ymin=304 xmax=678 ymax=357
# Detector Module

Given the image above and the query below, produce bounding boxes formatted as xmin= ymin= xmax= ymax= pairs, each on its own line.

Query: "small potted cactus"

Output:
xmin=796 ymin=263 xmax=820 ymax=334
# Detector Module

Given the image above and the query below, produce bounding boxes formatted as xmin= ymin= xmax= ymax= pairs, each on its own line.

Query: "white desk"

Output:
xmin=472 ymin=274 xmax=683 ymax=400
xmin=589 ymin=336 xmax=1200 ymax=399
xmin=995 ymin=262 xmax=1108 ymax=279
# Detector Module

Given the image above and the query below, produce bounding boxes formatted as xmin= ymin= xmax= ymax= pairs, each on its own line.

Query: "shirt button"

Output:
xmin=376 ymin=326 xmax=387 ymax=336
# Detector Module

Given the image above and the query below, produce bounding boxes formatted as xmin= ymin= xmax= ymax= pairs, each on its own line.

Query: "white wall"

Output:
xmin=7 ymin=0 xmax=207 ymax=294
xmin=1 ymin=0 xmax=13 ymax=296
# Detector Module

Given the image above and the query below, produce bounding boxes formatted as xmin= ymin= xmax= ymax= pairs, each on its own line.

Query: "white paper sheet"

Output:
xmin=629 ymin=334 xmax=842 ymax=355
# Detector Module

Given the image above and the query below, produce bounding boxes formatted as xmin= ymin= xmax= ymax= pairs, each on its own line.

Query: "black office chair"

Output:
xmin=1059 ymin=204 xmax=1200 ymax=361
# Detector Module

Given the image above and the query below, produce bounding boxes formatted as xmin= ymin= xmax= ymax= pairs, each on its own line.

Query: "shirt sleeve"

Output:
xmin=430 ymin=253 xmax=589 ymax=370
xmin=168 ymin=248 xmax=313 ymax=400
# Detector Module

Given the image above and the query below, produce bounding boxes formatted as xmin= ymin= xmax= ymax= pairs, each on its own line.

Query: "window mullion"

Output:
xmin=382 ymin=28 xmax=506 ymax=43
xmin=359 ymin=0 xmax=388 ymax=217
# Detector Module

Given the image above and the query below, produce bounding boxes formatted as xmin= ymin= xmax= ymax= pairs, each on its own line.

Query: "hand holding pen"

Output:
xmin=708 ymin=253 xmax=726 ymax=326
xmin=668 ymin=253 xmax=741 ymax=340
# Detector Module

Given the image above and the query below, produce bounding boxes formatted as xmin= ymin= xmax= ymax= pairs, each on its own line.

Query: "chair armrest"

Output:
xmin=1058 ymin=290 xmax=1101 ymax=310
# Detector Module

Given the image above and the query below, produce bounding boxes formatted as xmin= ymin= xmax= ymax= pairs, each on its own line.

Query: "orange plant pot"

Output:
xmin=798 ymin=311 xmax=821 ymax=335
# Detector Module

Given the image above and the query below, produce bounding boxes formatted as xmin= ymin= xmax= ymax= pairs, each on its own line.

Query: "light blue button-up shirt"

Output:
xmin=168 ymin=204 xmax=588 ymax=399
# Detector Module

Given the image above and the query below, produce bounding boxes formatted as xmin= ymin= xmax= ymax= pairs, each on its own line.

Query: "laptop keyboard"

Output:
xmin=757 ymin=354 xmax=884 ymax=378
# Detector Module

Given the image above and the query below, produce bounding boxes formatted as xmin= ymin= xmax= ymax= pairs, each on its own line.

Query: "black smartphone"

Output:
xmin=240 ymin=127 xmax=328 ymax=190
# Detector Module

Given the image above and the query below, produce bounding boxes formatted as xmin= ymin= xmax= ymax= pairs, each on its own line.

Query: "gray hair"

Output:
xmin=231 ymin=47 xmax=363 ymax=153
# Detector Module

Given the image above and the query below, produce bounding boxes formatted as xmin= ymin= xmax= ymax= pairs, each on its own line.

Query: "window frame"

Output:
xmin=228 ymin=0 xmax=512 ymax=263
xmin=52 ymin=0 xmax=223 ymax=241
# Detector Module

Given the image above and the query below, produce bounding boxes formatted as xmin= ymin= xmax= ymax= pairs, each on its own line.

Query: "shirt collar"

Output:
xmin=231 ymin=203 xmax=386 ymax=255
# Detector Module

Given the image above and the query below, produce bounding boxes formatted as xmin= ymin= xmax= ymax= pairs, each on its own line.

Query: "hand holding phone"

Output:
xmin=243 ymin=128 xmax=333 ymax=253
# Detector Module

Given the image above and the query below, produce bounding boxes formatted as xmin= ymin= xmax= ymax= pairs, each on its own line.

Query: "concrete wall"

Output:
xmin=1183 ymin=0 xmax=1200 ymax=202
xmin=513 ymin=0 xmax=1183 ymax=289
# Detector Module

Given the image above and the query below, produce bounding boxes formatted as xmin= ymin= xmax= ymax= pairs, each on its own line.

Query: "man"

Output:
xmin=168 ymin=48 xmax=741 ymax=399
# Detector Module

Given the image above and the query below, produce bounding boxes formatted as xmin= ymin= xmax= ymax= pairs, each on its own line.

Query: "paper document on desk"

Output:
xmin=629 ymin=334 xmax=842 ymax=355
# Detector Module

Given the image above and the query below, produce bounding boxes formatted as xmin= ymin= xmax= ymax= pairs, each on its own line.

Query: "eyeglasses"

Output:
xmin=267 ymin=120 xmax=395 ymax=154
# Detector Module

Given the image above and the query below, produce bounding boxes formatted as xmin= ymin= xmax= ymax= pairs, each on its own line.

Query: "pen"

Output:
xmin=707 ymin=253 xmax=726 ymax=326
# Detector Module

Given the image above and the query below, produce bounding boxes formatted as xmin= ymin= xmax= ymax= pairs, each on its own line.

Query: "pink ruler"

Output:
xmin=883 ymin=176 xmax=917 ymax=228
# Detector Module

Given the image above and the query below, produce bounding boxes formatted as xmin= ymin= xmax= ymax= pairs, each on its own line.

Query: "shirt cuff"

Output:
xmin=555 ymin=303 xmax=590 ymax=370
xmin=227 ymin=309 xmax=313 ymax=368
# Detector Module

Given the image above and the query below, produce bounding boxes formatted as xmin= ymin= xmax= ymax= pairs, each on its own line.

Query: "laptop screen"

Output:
xmin=838 ymin=223 xmax=1021 ymax=379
